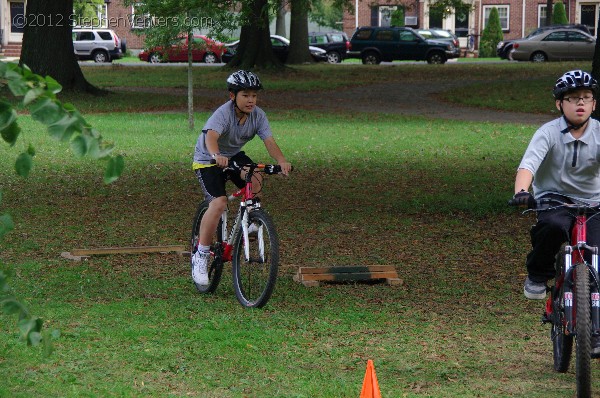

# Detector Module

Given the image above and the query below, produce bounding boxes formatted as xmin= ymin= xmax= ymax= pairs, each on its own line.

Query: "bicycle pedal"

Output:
xmin=541 ymin=313 xmax=552 ymax=324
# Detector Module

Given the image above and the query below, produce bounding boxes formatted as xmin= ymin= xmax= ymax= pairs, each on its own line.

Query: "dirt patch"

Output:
xmin=114 ymin=81 xmax=553 ymax=125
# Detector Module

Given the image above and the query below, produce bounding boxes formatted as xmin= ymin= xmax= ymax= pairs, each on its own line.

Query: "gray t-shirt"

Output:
xmin=193 ymin=101 xmax=272 ymax=165
xmin=518 ymin=116 xmax=600 ymax=201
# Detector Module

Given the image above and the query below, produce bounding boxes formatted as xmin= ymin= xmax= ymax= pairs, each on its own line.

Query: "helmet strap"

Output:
xmin=561 ymin=114 xmax=590 ymax=134
xmin=231 ymin=93 xmax=251 ymax=118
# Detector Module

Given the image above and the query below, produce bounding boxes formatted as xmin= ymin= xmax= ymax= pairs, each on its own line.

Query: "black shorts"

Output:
xmin=195 ymin=151 xmax=253 ymax=202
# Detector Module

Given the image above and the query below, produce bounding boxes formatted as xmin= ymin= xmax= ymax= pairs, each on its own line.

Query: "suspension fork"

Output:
xmin=591 ymin=246 xmax=600 ymax=337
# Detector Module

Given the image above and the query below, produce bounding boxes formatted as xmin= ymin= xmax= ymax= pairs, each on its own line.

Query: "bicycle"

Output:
xmin=509 ymin=197 xmax=600 ymax=397
xmin=190 ymin=161 xmax=286 ymax=308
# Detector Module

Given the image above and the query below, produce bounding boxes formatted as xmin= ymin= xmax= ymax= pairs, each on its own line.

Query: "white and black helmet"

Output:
xmin=553 ymin=70 xmax=598 ymax=99
xmin=226 ymin=70 xmax=263 ymax=93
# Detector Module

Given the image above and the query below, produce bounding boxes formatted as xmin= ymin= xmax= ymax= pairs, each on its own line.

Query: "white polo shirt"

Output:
xmin=518 ymin=116 xmax=600 ymax=202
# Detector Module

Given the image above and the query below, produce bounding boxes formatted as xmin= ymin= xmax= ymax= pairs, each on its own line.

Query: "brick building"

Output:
xmin=0 ymin=0 xmax=146 ymax=55
xmin=343 ymin=0 xmax=599 ymax=49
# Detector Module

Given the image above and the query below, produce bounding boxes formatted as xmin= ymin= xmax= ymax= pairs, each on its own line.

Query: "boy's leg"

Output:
xmin=526 ymin=207 xmax=572 ymax=282
xmin=193 ymin=167 xmax=227 ymax=285
xmin=524 ymin=206 xmax=572 ymax=299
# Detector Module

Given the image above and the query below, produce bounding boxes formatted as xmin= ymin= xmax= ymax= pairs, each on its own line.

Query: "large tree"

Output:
xmin=227 ymin=0 xmax=283 ymax=69
xmin=287 ymin=0 xmax=313 ymax=64
xmin=20 ymin=0 xmax=98 ymax=93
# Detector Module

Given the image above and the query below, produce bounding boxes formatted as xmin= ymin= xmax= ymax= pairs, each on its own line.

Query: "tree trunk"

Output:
xmin=545 ymin=0 xmax=553 ymax=26
xmin=287 ymin=0 xmax=313 ymax=64
xmin=226 ymin=0 xmax=283 ymax=70
xmin=187 ymin=30 xmax=194 ymax=131
xmin=592 ymin=15 xmax=600 ymax=120
xmin=20 ymin=0 xmax=100 ymax=93
xmin=276 ymin=0 xmax=287 ymax=37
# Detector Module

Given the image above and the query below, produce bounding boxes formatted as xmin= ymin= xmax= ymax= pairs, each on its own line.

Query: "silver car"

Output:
xmin=510 ymin=28 xmax=595 ymax=62
xmin=73 ymin=28 xmax=125 ymax=63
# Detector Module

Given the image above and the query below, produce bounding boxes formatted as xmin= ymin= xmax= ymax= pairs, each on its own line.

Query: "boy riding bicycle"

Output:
xmin=191 ymin=70 xmax=292 ymax=286
xmin=513 ymin=69 xmax=600 ymax=309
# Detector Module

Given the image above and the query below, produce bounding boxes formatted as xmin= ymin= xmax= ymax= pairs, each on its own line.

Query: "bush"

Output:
xmin=479 ymin=7 xmax=503 ymax=57
xmin=391 ymin=7 xmax=405 ymax=27
xmin=552 ymin=2 xmax=568 ymax=25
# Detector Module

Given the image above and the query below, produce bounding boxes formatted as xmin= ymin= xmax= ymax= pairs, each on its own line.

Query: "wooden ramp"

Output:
xmin=293 ymin=265 xmax=402 ymax=287
xmin=61 ymin=245 xmax=186 ymax=261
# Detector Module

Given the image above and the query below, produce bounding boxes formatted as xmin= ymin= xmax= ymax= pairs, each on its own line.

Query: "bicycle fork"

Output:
xmin=551 ymin=214 xmax=600 ymax=337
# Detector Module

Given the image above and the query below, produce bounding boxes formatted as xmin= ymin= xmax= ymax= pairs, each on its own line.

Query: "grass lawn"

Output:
xmin=1 ymin=62 xmax=599 ymax=397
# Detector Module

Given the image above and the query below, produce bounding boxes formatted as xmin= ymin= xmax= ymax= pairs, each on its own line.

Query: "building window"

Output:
xmin=131 ymin=3 xmax=151 ymax=29
xmin=378 ymin=6 xmax=397 ymax=27
xmin=97 ymin=4 xmax=108 ymax=27
xmin=538 ymin=5 xmax=546 ymax=27
xmin=483 ymin=5 xmax=509 ymax=31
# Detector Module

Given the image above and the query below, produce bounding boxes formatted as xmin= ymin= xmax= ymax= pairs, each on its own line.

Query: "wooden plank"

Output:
xmin=70 ymin=245 xmax=186 ymax=256
xmin=299 ymin=271 xmax=399 ymax=282
xmin=298 ymin=266 xmax=395 ymax=274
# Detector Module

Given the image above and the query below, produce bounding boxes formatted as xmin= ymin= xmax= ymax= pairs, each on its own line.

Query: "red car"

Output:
xmin=138 ymin=35 xmax=225 ymax=63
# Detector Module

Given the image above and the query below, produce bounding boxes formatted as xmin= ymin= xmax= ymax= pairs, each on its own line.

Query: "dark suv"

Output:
xmin=308 ymin=31 xmax=350 ymax=63
xmin=497 ymin=24 xmax=591 ymax=60
xmin=348 ymin=26 xmax=459 ymax=64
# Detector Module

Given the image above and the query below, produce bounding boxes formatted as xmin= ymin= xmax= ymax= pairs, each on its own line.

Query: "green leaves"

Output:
xmin=0 ymin=191 xmax=14 ymax=239
xmin=104 ymin=155 xmax=125 ymax=184
xmin=0 ymin=61 xmax=124 ymax=183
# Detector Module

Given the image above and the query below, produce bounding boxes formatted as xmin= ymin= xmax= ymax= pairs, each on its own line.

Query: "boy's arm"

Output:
xmin=205 ymin=130 xmax=228 ymax=167
xmin=263 ymin=137 xmax=292 ymax=176
xmin=514 ymin=168 xmax=533 ymax=194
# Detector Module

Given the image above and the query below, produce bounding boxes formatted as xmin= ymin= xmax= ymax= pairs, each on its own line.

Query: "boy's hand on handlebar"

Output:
xmin=512 ymin=190 xmax=534 ymax=207
xmin=278 ymin=162 xmax=292 ymax=176
xmin=214 ymin=155 xmax=229 ymax=168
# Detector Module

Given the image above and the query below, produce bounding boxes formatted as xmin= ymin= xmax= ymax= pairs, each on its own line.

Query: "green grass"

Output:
xmin=2 ymin=64 xmax=600 ymax=397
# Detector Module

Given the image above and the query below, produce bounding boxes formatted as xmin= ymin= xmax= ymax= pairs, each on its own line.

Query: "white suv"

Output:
xmin=72 ymin=28 xmax=126 ymax=63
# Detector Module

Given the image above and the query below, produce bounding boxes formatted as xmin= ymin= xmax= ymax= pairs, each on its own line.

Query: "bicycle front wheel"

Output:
xmin=575 ymin=262 xmax=592 ymax=397
xmin=190 ymin=201 xmax=224 ymax=294
xmin=231 ymin=209 xmax=279 ymax=308
xmin=552 ymin=247 xmax=573 ymax=372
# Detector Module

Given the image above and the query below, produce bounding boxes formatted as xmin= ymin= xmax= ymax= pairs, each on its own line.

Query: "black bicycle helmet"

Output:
xmin=226 ymin=70 xmax=263 ymax=93
xmin=553 ymin=70 xmax=598 ymax=99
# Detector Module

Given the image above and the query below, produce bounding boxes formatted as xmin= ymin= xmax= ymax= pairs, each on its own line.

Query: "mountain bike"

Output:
xmin=190 ymin=161 xmax=285 ymax=308
xmin=509 ymin=197 xmax=600 ymax=397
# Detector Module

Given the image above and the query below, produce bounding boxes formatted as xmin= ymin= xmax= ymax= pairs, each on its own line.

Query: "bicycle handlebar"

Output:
xmin=508 ymin=197 xmax=600 ymax=211
xmin=209 ymin=159 xmax=292 ymax=175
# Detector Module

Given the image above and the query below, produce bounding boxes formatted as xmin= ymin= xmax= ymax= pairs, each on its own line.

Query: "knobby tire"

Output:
xmin=552 ymin=248 xmax=573 ymax=372
xmin=575 ymin=262 xmax=592 ymax=398
xmin=190 ymin=201 xmax=224 ymax=294
xmin=232 ymin=209 xmax=279 ymax=308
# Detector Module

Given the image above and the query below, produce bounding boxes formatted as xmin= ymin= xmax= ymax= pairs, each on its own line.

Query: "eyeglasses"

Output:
xmin=563 ymin=96 xmax=595 ymax=104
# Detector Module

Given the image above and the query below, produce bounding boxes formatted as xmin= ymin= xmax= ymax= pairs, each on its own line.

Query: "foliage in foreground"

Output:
xmin=0 ymin=61 xmax=124 ymax=350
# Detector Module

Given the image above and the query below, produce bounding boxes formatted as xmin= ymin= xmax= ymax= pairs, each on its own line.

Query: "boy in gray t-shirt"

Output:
xmin=191 ymin=70 xmax=292 ymax=286
xmin=512 ymin=70 xmax=600 ymax=306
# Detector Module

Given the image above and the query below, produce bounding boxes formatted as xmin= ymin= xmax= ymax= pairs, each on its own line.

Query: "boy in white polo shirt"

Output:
xmin=512 ymin=70 xmax=600 ymax=302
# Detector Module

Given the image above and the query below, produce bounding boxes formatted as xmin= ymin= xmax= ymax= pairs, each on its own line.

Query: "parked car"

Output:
xmin=497 ymin=24 xmax=591 ymax=60
xmin=308 ymin=31 xmax=350 ymax=63
xmin=221 ymin=35 xmax=327 ymax=63
xmin=72 ymin=28 xmax=125 ymax=63
xmin=510 ymin=28 xmax=595 ymax=62
xmin=348 ymin=26 xmax=459 ymax=64
xmin=138 ymin=35 xmax=225 ymax=63
xmin=415 ymin=29 xmax=460 ymax=57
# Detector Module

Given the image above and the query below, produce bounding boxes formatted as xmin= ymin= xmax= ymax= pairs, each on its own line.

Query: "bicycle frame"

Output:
xmin=547 ymin=207 xmax=600 ymax=337
xmin=216 ymin=164 xmax=264 ymax=263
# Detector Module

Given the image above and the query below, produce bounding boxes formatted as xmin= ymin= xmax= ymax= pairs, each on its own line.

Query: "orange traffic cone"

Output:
xmin=359 ymin=359 xmax=381 ymax=398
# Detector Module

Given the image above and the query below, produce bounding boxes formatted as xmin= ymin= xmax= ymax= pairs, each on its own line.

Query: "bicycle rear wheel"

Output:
xmin=575 ymin=262 xmax=592 ymax=397
xmin=231 ymin=209 xmax=279 ymax=308
xmin=552 ymin=248 xmax=573 ymax=372
xmin=190 ymin=201 xmax=224 ymax=294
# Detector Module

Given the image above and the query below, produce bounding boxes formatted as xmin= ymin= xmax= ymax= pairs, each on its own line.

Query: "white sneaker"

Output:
xmin=191 ymin=250 xmax=210 ymax=285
